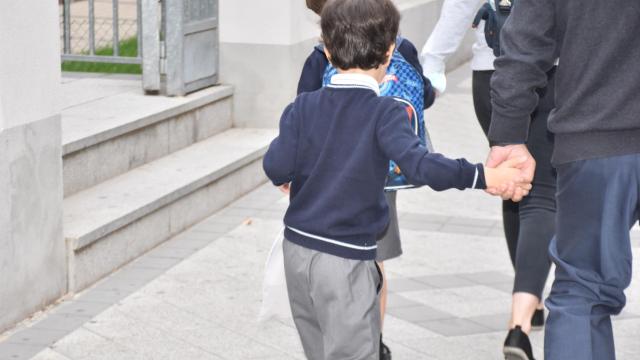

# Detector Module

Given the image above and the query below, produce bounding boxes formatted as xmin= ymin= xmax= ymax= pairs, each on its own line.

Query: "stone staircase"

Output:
xmin=60 ymin=75 xmax=276 ymax=292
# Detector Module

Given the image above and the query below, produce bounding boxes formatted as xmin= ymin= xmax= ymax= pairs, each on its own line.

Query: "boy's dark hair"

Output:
xmin=321 ymin=0 xmax=400 ymax=70
xmin=306 ymin=0 xmax=326 ymax=15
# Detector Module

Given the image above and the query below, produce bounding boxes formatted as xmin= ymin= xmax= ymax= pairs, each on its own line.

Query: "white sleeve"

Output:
xmin=421 ymin=0 xmax=485 ymax=93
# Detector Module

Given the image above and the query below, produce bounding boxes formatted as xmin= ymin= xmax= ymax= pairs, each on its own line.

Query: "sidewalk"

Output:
xmin=2 ymin=64 xmax=639 ymax=360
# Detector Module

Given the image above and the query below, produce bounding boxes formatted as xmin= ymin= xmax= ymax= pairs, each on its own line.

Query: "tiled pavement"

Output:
xmin=2 ymin=64 xmax=640 ymax=360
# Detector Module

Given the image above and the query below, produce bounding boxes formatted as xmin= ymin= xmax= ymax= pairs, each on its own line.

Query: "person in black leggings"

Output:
xmin=474 ymin=68 xmax=557 ymax=358
xmin=422 ymin=2 xmax=556 ymax=355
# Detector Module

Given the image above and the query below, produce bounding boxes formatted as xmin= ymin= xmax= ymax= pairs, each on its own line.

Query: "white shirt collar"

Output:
xmin=328 ymin=73 xmax=381 ymax=96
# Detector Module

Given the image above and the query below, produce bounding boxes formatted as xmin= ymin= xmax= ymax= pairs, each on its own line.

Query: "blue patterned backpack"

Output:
xmin=317 ymin=37 xmax=433 ymax=190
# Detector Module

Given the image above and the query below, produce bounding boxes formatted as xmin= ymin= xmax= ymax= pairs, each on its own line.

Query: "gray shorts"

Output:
xmin=376 ymin=191 xmax=402 ymax=262
xmin=283 ymin=239 xmax=381 ymax=360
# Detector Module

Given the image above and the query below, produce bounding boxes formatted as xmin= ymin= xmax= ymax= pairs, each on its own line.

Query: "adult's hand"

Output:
xmin=486 ymin=144 xmax=536 ymax=202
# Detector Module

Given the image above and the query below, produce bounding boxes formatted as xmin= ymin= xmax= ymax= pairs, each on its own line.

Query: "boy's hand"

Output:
xmin=278 ymin=183 xmax=291 ymax=194
xmin=484 ymin=156 xmax=533 ymax=201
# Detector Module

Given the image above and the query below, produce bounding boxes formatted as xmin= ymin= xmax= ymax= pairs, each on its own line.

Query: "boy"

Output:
xmin=298 ymin=2 xmax=436 ymax=358
xmin=263 ymin=0 xmax=529 ymax=358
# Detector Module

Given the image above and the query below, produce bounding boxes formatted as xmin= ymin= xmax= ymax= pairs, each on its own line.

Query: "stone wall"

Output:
xmin=0 ymin=1 xmax=66 ymax=333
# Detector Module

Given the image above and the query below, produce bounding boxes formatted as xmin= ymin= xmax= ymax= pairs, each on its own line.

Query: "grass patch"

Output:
xmin=62 ymin=37 xmax=142 ymax=74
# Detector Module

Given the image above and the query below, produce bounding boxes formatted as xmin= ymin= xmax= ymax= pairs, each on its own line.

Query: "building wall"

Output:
xmin=0 ymin=0 xmax=66 ymax=333
xmin=0 ymin=3 xmax=60 ymax=130
xmin=219 ymin=0 xmax=318 ymax=45
xmin=219 ymin=0 xmax=476 ymax=129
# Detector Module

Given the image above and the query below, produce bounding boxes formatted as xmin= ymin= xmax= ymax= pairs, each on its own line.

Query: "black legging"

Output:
xmin=472 ymin=69 xmax=557 ymax=299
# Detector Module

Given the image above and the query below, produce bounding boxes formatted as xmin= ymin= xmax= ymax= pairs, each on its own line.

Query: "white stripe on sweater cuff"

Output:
xmin=472 ymin=167 xmax=479 ymax=189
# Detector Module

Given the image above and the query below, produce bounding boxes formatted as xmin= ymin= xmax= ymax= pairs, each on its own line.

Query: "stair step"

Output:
xmin=63 ymin=128 xmax=276 ymax=291
xmin=62 ymin=85 xmax=233 ymax=155
xmin=64 ymin=127 xmax=275 ymax=249
xmin=62 ymin=85 xmax=233 ymax=197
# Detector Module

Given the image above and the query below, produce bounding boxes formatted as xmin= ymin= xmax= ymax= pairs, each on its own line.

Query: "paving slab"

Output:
xmin=413 ymin=274 xmax=477 ymax=289
xmin=385 ymin=293 xmax=424 ymax=309
xmin=418 ymin=317 xmax=494 ymax=336
xmin=0 ymin=343 xmax=44 ymax=360
xmin=30 ymin=349 xmax=72 ymax=360
xmin=386 ymin=305 xmax=455 ymax=323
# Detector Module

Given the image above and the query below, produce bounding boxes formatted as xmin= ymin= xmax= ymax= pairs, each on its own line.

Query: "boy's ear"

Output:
xmin=383 ymin=43 xmax=396 ymax=67
xmin=323 ymin=47 xmax=332 ymax=64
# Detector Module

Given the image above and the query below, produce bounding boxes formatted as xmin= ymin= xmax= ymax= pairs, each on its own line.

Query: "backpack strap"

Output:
xmin=475 ymin=0 xmax=513 ymax=57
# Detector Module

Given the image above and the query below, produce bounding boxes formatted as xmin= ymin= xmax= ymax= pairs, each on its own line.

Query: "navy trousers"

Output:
xmin=545 ymin=154 xmax=640 ymax=360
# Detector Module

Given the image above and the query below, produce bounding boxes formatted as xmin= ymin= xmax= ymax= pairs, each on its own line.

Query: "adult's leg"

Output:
xmin=472 ymin=70 xmax=493 ymax=137
xmin=510 ymin=73 xmax=557 ymax=332
xmin=544 ymin=154 xmax=640 ymax=360
xmin=509 ymin=127 xmax=555 ymax=330
xmin=503 ymin=201 xmax=520 ymax=267
xmin=472 ymin=70 xmax=520 ymax=266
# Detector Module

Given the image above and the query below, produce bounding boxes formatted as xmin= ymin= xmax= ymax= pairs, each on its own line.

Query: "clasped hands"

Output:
xmin=484 ymin=144 xmax=535 ymax=202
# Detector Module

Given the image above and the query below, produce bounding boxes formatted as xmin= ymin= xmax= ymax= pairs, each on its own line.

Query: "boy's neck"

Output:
xmin=337 ymin=67 xmax=385 ymax=83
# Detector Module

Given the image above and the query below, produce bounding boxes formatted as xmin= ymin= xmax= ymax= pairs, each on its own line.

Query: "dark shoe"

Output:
xmin=380 ymin=335 xmax=392 ymax=360
xmin=503 ymin=326 xmax=535 ymax=360
xmin=530 ymin=309 xmax=545 ymax=330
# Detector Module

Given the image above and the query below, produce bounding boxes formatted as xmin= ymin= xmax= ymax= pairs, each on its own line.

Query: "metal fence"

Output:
xmin=60 ymin=0 xmax=142 ymax=65
xmin=60 ymin=0 xmax=219 ymax=96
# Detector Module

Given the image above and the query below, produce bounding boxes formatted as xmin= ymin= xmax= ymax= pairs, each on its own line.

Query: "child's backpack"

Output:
xmin=473 ymin=0 xmax=513 ymax=57
xmin=316 ymin=37 xmax=433 ymax=191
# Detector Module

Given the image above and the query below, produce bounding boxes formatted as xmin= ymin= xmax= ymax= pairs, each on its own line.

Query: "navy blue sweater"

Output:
xmin=297 ymin=39 xmax=436 ymax=109
xmin=264 ymin=74 xmax=486 ymax=260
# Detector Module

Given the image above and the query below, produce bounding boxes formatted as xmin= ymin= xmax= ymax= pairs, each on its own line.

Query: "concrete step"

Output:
xmin=62 ymin=85 xmax=233 ymax=197
xmin=63 ymin=128 xmax=277 ymax=292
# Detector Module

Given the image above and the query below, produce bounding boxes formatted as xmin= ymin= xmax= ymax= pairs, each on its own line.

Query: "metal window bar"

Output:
xmin=137 ymin=0 xmax=143 ymax=58
xmin=63 ymin=0 xmax=71 ymax=54
xmin=61 ymin=0 xmax=143 ymax=65
xmin=112 ymin=0 xmax=120 ymax=56
xmin=88 ymin=0 xmax=95 ymax=55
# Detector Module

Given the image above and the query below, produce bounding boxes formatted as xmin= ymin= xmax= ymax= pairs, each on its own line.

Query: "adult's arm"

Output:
xmin=487 ymin=0 xmax=558 ymax=144
xmin=486 ymin=0 xmax=557 ymax=201
xmin=420 ymin=0 xmax=485 ymax=92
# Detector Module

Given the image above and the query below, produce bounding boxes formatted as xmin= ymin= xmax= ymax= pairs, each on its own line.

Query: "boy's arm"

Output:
xmin=377 ymin=103 xmax=486 ymax=191
xmin=397 ymin=40 xmax=436 ymax=109
xmin=263 ymin=103 xmax=299 ymax=186
xmin=297 ymin=49 xmax=330 ymax=95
